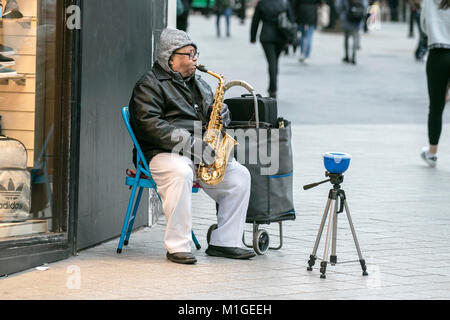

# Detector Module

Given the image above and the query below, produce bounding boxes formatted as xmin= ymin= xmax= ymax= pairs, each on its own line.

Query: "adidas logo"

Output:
xmin=0 ymin=178 xmax=24 ymax=210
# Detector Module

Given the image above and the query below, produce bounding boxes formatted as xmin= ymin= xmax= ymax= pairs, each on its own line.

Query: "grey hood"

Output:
xmin=156 ymin=27 xmax=197 ymax=75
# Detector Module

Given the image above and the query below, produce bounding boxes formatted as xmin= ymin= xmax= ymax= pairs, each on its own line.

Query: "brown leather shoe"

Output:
xmin=205 ymin=245 xmax=256 ymax=259
xmin=166 ymin=252 xmax=197 ymax=264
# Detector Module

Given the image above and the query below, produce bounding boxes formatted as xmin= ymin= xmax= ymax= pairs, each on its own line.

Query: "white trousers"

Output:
xmin=149 ymin=153 xmax=251 ymax=253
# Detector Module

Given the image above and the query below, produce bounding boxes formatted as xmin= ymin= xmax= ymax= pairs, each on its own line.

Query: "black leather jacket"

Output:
xmin=129 ymin=62 xmax=214 ymax=163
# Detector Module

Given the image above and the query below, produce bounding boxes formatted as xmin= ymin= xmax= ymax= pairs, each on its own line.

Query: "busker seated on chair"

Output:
xmin=128 ymin=27 xmax=255 ymax=264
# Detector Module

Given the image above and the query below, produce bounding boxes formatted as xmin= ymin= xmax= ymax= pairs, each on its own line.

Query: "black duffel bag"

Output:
xmin=224 ymin=94 xmax=278 ymax=128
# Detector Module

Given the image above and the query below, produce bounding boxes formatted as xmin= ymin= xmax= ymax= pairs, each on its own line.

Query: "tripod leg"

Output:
xmin=307 ymin=198 xmax=332 ymax=271
xmin=330 ymin=200 xmax=338 ymax=266
xmin=320 ymin=199 xmax=336 ymax=279
xmin=343 ymin=200 xmax=368 ymax=276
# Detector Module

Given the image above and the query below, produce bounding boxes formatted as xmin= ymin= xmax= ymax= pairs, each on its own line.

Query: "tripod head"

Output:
xmin=303 ymin=172 xmax=344 ymax=191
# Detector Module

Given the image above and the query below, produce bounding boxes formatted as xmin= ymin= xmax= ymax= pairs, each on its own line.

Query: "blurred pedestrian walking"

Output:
xmin=420 ymin=0 xmax=450 ymax=167
xmin=323 ymin=0 xmax=338 ymax=29
xmin=293 ymin=0 xmax=324 ymax=63
xmin=410 ymin=0 xmax=428 ymax=61
xmin=408 ymin=0 xmax=416 ymax=37
xmin=237 ymin=0 xmax=248 ymax=24
xmin=177 ymin=0 xmax=193 ymax=32
xmin=250 ymin=0 xmax=295 ymax=98
xmin=336 ymin=0 xmax=368 ymax=64
xmin=282 ymin=0 xmax=299 ymax=55
xmin=363 ymin=0 xmax=376 ymax=33
xmin=215 ymin=0 xmax=233 ymax=37
xmin=388 ymin=0 xmax=399 ymax=21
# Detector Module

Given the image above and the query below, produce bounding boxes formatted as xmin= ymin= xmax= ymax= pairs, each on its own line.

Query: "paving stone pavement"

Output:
xmin=1 ymin=14 xmax=450 ymax=300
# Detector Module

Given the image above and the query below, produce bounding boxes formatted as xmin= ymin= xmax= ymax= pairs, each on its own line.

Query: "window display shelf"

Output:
xmin=0 ymin=73 xmax=27 ymax=86
xmin=0 ymin=17 xmax=36 ymax=29
xmin=0 ymin=219 xmax=48 ymax=239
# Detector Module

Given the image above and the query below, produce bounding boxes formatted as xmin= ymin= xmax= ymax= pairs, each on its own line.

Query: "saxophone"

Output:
xmin=196 ymin=64 xmax=238 ymax=186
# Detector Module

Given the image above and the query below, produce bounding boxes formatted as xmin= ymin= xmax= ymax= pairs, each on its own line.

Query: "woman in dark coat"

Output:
xmin=293 ymin=0 xmax=323 ymax=62
xmin=250 ymin=0 xmax=295 ymax=98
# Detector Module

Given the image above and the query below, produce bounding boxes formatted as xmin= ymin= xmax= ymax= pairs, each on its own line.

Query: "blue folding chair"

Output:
xmin=117 ymin=106 xmax=201 ymax=254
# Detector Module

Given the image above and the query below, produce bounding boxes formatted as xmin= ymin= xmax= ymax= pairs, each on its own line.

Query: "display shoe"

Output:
xmin=0 ymin=53 xmax=15 ymax=66
xmin=0 ymin=44 xmax=15 ymax=56
xmin=0 ymin=64 xmax=18 ymax=78
xmin=3 ymin=0 xmax=23 ymax=19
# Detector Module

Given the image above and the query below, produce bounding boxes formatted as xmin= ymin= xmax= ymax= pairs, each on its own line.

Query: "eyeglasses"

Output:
xmin=173 ymin=51 xmax=200 ymax=60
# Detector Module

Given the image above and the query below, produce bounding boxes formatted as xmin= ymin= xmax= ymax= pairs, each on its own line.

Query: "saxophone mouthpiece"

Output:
xmin=197 ymin=64 xmax=207 ymax=73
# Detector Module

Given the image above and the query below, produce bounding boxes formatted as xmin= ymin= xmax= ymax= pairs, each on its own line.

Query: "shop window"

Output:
xmin=0 ymin=0 xmax=66 ymax=241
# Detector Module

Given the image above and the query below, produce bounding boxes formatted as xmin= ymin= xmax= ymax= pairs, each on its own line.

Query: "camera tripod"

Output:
xmin=303 ymin=172 xmax=368 ymax=279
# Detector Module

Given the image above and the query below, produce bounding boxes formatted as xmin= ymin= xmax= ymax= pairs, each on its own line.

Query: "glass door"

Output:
xmin=0 ymin=0 xmax=70 ymax=250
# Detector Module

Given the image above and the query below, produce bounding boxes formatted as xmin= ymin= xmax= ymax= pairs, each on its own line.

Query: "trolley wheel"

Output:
xmin=207 ymin=224 xmax=218 ymax=245
xmin=253 ymin=229 xmax=270 ymax=255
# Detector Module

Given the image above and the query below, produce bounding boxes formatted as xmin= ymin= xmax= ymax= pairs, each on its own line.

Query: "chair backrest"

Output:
xmin=121 ymin=106 xmax=151 ymax=175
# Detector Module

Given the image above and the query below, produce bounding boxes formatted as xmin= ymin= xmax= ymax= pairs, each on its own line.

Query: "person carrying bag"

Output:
xmin=250 ymin=0 xmax=295 ymax=98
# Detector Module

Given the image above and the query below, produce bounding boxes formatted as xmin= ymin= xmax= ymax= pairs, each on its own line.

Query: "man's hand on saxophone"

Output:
xmin=189 ymin=136 xmax=216 ymax=166
xmin=207 ymin=103 xmax=231 ymax=127
xmin=220 ymin=103 xmax=231 ymax=127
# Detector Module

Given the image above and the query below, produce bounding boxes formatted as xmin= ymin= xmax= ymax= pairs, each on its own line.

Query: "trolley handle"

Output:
xmin=224 ymin=80 xmax=259 ymax=128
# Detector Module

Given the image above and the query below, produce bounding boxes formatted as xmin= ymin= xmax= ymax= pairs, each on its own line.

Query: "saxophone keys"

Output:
xmin=215 ymin=159 xmax=224 ymax=169
xmin=201 ymin=171 xmax=211 ymax=181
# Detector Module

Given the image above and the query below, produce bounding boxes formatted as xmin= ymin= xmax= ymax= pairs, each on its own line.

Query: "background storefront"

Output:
xmin=0 ymin=0 xmax=169 ymax=276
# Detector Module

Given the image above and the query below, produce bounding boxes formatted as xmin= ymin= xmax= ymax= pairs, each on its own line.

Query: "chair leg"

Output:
xmin=43 ymin=162 xmax=52 ymax=210
xmin=117 ymin=184 xmax=138 ymax=253
xmin=124 ymin=187 xmax=144 ymax=245
xmin=192 ymin=230 xmax=201 ymax=250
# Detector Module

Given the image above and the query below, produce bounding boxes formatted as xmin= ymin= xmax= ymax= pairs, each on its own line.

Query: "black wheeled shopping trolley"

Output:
xmin=205 ymin=79 xmax=296 ymax=255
